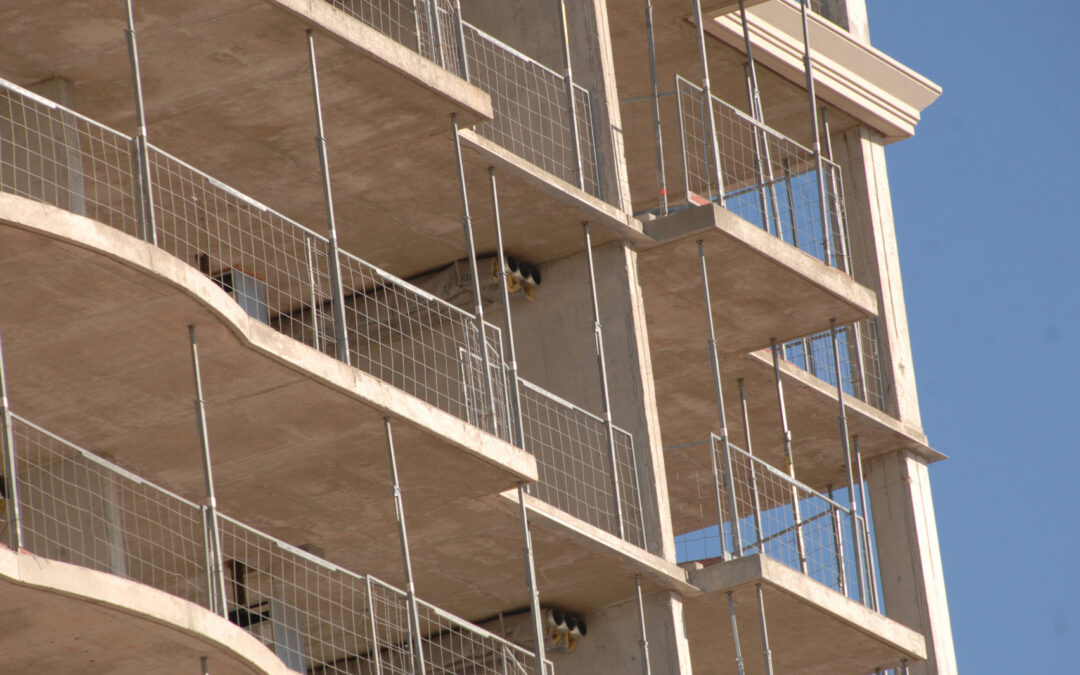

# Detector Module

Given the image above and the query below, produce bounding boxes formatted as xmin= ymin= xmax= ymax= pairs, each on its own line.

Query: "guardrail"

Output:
xmin=1 ymin=412 xmax=546 ymax=675
xmin=671 ymin=434 xmax=876 ymax=607
xmin=675 ymin=75 xmax=850 ymax=271
xmin=779 ymin=317 xmax=887 ymax=412
xmin=0 ymin=78 xmax=646 ymax=550
xmin=519 ymin=380 xmax=646 ymax=549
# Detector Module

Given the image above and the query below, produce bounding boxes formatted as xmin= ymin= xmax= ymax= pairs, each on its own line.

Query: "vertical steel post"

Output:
xmin=364 ymin=577 xmax=386 ymax=674
xmin=854 ymin=435 xmax=880 ymax=610
xmin=737 ymin=379 xmax=764 ymax=550
xmin=582 ymin=223 xmax=626 ymax=539
xmin=699 ymin=241 xmax=738 ymax=557
xmin=738 ymin=2 xmax=778 ymax=234
xmin=489 ymin=168 xmax=524 ymax=447
xmin=726 ymin=591 xmax=746 ymax=675
xmin=517 ymin=484 xmax=548 ymax=675
xmin=559 ymin=0 xmax=585 ymax=190
xmin=0 ymin=326 xmax=22 ymax=551
xmin=781 ymin=158 xmax=800 ymax=248
xmin=188 ymin=326 xmax=229 ymax=618
xmin=798 ymin=0 xmax=834 ymax=266
xmin=675 ymin=76 xmax=692 ymax=201
xmin=383 ymin=417 xmax=427 ymax=675
xmin=849 ymin=321 xmax=869 ymax=403
xmin=820 ymin=108 xmax=851 ymax=274
xmin=634 ymin=576 xmax=653 ymax=675
xmin=691 ymin=0 xmax=725 ymax=204
xmin=306 ymin=31 xmax=351 ymax=367
xmin=452 ymin=0 xmax=469 ymax=80
xmin=200 ymin=656 xmax=209 ymax=675
xmin=708 ymin=435 xmax=729 ymax=558
xmin=719 ymin=431 xmax=743 ymax=556
xmin=199 ymin=507 xmax=216 ymax=611
xmin=827 ymin=484 xmax=847 ymax=594
xmin=303 ymin=234 xmax=323 ymax=354
xmin=769 ymin=339 xmax=807 ymax=573
xmin=829 ymin=319 xmax=868 ymax=603
xmin=644 ymin=0 xmax=667 ymax=215
xmin=425 ymin=0 xmax=444 ymax=66
xmin=124 ymin=0 xmax=157 ymax=246
xmin=755 ymin=583 xmax=775 ymax=675
xmin=451 ymin=115 xmax=499 ymax=433
xmin=900 ymin=659 xmax=910 ymax=675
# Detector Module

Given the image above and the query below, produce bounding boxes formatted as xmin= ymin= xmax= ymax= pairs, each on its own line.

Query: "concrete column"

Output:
xmin=867 ymin=451 xmax=956 ymax=675
xmin=833 ymin=125 xmax=922 ymax=427
xmin=550 ymin=590 xmax=693 ymax=675
xmin=506 ymin=241 xmax=676 ymax=560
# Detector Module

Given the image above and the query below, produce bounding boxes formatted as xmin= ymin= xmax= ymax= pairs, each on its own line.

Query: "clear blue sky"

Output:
xmin=868 ymin=1 xmax=1079 ymax=670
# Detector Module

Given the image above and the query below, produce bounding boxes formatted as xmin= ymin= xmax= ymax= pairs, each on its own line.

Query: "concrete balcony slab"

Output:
xmin=0 ymin=196 xmax=539 ymax=592
xmin=0 ymin=547 xmax=290 ymax=675
xmin=683 ymin=554 xmax=926 ymax=675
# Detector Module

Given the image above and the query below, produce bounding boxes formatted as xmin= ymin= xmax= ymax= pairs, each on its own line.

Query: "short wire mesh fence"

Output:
xmin=671 ymin=434 xmax=874 ymax=606
xmin=462 ymin=23 xmax=600 ymax=197
xmin=0 ymin=76 xmax=513 ymax=441
xmin=1 ymin=412 xmax=544 ymax=675
xmin=675 ymin=75 xmax=850 ymax=270
xmin=518 ymin=380 xmax=646 ymax=549
xmin=780 ymin=318 xmax=887 ymax=411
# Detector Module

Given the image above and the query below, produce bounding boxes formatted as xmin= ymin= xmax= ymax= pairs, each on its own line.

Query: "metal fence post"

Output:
xmin=306 ymin=31 xmax=351 ymax=367
xmin=364 ymin=576 xmax=386 ymax=674
xmin=303 ymin=234 xmax=323 ymax=354
xmin=691 ymin=0 xmax=725 ymax=204
xmin=827 ymin=485 xmax=847 ymax=595
xmin=453 ymin=0 xmax=469 ymax=80
xmin=188 ymin=326 xmax=229 ymax=618
xmin=558 ymin=0 xmax=585 ymax=190
xmin=517 ymin=484 xmax=548 ymax=675
xmin=720 ymin=430 xmax=743 ymax=556
xmin=645 ymin=0 xmax=667 ymax=215
xmin=707 ymin=435 xmax=729 ymax=558
xmin=738 ymin=0 xmax=782 ymax=233
xmin=755 ymin=584 xmax=775 ymax=675
xmin=123 ymin=0 xmax=157 ymax=246
xmin=829 ymin=319 xmax=868 ymax=604
xmin=200 ymin=656 xmax=209 ymax=675
xmin=737 ymin=379 xmax=764 ymax=551
xmin=798 ymin=0 xmax=834 ymax=266
xmin=0 ymin=327 xmax=23 ymax=551
xmin=383 ymin=417 xmax=427 ymax=675
xmin=727 ymin=591 xmax=746 ymax=675
xmin=820 ymin=108 xmax=851 ymax=274
xmin=769 ymin=339 xmax=807 ymax=573
xmin=854 ymin=435 xmax=880 ymax=610
xmin=675 ymin=76 xmax=691 ymax=203
xmin=489 ymin=168 xmax=524 ymax=447
xmin=634 ymin=575 xmax=653 ymax=675
xmin=451 ymin=115 xmax=499 ymax=434
xmin=429 ymin=0 xmax=446 ymax=67
xmin=582 ymin=223 xmax=626 ymax=540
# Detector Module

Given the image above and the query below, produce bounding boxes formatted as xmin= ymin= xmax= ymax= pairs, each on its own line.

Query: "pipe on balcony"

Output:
xmin=0 ymin=325 xmax=23 ymax=551
xmin=798 ymin=0 xmax=835 ymax=266
xmin=727 ymin=591 xmax=746 ymax=675
xmin=123 ymin=0 xmax=157 ymax=246
xmin=769 ymin=338 xmax=808 ymax=573
xmin=635 ymin=575 xmax=653 ymax=675
xmin=691 ymin=0 xmax=725 ymax=204
xmin=644 ymin=0 xmax=667 ymax=215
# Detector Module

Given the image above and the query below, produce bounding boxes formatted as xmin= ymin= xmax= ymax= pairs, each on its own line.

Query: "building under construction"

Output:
xmin=0 ymin=0 xmax=955 ymax=673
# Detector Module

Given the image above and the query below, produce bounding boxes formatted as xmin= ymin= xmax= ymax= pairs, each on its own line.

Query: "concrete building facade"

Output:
xmin=0 ymin=0 xmax=955 ymax=673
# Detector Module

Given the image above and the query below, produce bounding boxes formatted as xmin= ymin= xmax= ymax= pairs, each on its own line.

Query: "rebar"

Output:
xmin=306 ymin=30 xmax=351 ymax=366
xmin=582 ymin=223 xmax=626 ymax=539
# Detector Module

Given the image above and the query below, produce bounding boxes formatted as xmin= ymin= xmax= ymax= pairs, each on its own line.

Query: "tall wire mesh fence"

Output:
xmin=0 ymin=412 xmax=545 ymax=675
xmin=0 ymin=76 xmax=514 ymax=441
xmin=518 ymin=380 xmax=646 ymax=549
xmin=462 ymin=23 xmax=600 ymax=197
xmin=780 ymin=318 xmax=887 ymax=412
xmin=675 ymin=75 xmax=850 ymax=270
xmin=670 ymin=434 xmax=874 ymax=607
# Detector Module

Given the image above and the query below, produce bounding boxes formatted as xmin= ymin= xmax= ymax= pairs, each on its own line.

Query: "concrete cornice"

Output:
xmin=706 ymin=0 xmax=941 ymax=142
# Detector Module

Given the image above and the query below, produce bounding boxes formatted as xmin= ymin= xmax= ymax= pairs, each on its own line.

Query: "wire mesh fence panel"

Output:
xmin=147 ymin=146 xmax=337 ymax=355
xmin=414 ymin=596 xmax=543 ymax=675
xmin=7 ymin=414 xmax=210 ymax=608
xmin=675 ymin=75 xmax=847 ymax=269
xmin=337 ymin=250 xmax=512 ymax=441
xmin=808 ymin=0 xmax=850 ymax=30
xmin=671 ymin=435 xmax=874 ymax=605
xmin=0 ymin=80 xmax=139 ymax=237
xmin=518 ymin=380 xmax=646 ymax=549
xmin=462 ymin=23 xmax=600 ymax=197
xmin=780 ymin=319 xmax=886 ymax=411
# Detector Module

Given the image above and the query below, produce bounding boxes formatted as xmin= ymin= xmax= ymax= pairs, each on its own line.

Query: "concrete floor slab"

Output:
xmin=0 ymin=547 xmax=290 ymax=675
xmin=683 ymin=554 xmax=925 ymax=675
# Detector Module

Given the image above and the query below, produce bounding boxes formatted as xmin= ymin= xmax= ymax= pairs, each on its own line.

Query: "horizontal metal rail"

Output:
xmin=674 ymin=74 xmax=851 ymax=270
xmin=670 ymin=433 xmax=876 ymax=607
xmin=2 ymin=411 xmax=543 ymax=674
